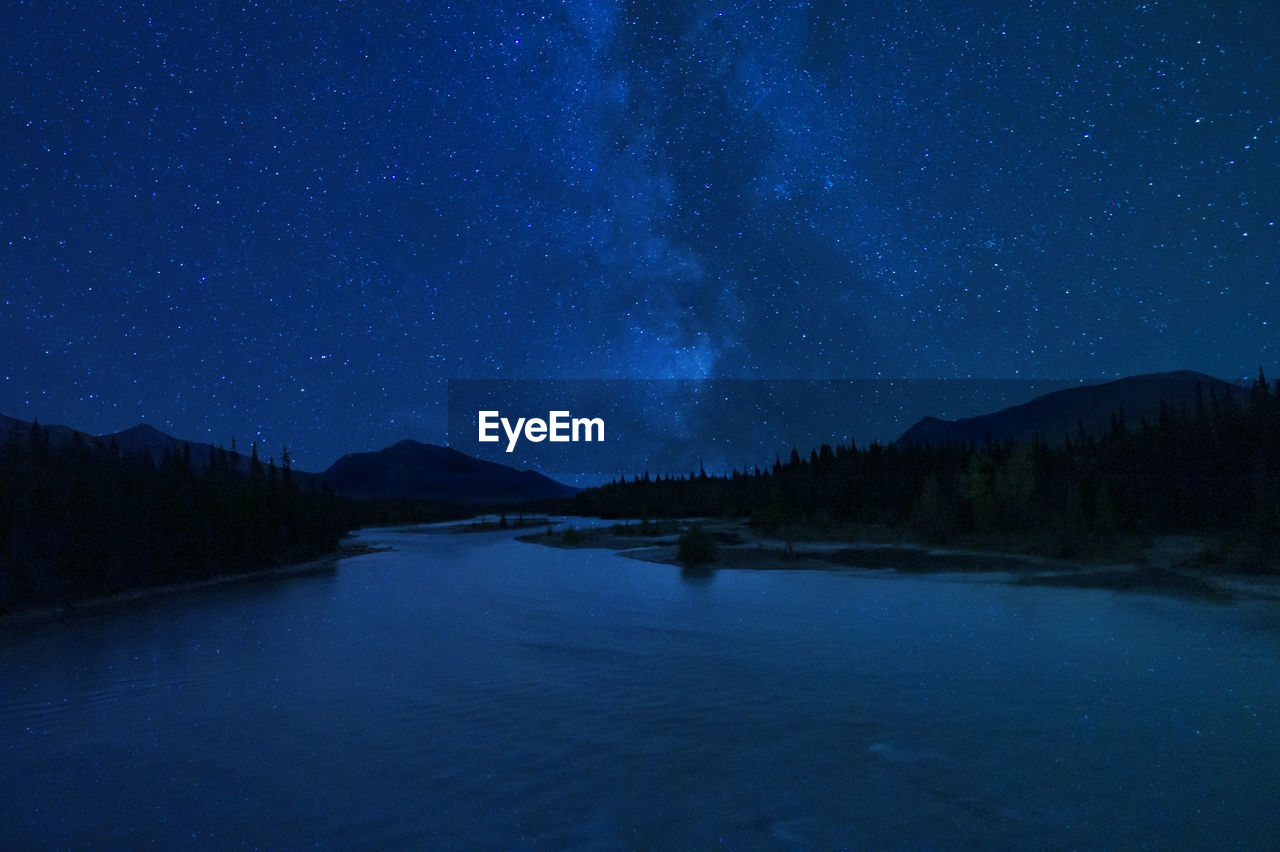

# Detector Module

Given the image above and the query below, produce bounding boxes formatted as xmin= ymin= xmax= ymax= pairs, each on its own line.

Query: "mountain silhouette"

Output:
xmin=896 ymin=370 xmax=1241 ymax=447
xmin=0 ymin=415 xmax=314 ymax=483
xmin=0 ymin=413 xmax=83 ymax=446
xmin=1 ymin=415 xmax=575 ymax=503
xmin=320 ymin=439 xmax=577 ymax=502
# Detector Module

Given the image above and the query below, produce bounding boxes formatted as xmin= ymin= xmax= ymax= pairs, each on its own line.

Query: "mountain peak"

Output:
xmin=897 ymin=371 xmax=1240 ymax=447
xmin=321 ymin=440 xmax=576 ymax=503
xmin=114 ymin=423 xmax=167 ymax=438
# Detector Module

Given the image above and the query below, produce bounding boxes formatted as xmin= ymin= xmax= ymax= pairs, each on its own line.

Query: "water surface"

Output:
xmin=3 ymin=522 xmax=1278 ymax=847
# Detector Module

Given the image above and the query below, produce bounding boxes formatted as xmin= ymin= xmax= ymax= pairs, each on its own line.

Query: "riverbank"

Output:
xmin=0 ymin=539 xmax=384 ymax=626
xmin=518 ymin=518 xmax=1280 ymax=602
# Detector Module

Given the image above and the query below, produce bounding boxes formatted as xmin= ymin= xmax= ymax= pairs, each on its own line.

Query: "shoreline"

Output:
xmin=0 ymin=539 xmax=385 ymax=627
xmin=7 ymin=518 xmax=1275 ymax=625
xmin=519 ymin=518 xmax=1280 ymax=603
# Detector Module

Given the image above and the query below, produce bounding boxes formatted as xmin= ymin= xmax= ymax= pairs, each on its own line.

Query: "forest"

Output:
xmin=0 ymin=424 xmax=355 ymax=612
xmin=4 ymin=373 xmax=1277 ymax=614
xmin=570 ymin=373 xmax=1280 ymax=572
xmin=0 ymin=419 xmax=515 ymax=613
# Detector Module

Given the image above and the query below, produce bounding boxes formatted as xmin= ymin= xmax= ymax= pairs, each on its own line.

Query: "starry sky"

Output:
xmin=3 ymin=0 xmax=1278 ymax=473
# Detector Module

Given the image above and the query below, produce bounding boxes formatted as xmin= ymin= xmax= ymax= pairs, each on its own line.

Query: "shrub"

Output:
xmin=677 ymin=523 xmax=718 ymax=566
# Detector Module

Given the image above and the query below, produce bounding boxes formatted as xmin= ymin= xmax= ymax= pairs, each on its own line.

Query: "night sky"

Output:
xmin=3 ymin=1 xmax=1278 ymax=473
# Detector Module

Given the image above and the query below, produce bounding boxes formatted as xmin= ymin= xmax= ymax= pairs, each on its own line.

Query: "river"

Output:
xmin=2 ymin=521 xmax=1278 ymax=847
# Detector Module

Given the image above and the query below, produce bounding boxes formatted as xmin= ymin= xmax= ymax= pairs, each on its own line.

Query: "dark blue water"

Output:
xmin=3 ymin=522 xmax=1278 ymax=848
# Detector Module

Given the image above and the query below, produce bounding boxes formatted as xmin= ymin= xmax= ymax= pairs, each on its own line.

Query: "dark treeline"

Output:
xmin=0 ymin=423 xmax=348 ymax=612
xmin=0 ymin=421 xmax=568 ymax=614
xmin=572 ymin=373 xmax=1280 ymax=571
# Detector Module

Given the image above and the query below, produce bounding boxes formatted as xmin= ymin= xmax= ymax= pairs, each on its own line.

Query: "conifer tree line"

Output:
xmin=571 ymin=374 xmax=1280 ymax=571
xmin=0 ymin=423 xmax=347 ymax=611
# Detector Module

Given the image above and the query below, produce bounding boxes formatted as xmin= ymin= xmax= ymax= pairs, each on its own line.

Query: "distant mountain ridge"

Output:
xmin=6 ymin=370 xmax=1238 ymax=502
xmin=320 ymin=439 xmax=578 ymax=503
xmin=0 ymin=415 xmax=288 ymax=480
xmin=0 ymin=415 xmax=576 ymax=504
xmin=896 ymin=370 xmax=1242 ymax=447
xmin=0 ymin=413 xmax=84 ymax=447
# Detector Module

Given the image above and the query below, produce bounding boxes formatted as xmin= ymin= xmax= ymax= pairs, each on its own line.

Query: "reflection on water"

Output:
xmin=2 ymin=521 xmax=1278 ymax=847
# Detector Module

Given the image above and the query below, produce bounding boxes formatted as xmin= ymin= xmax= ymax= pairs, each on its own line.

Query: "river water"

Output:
xmin=2 ymin=522 xmax=1278 ymax=848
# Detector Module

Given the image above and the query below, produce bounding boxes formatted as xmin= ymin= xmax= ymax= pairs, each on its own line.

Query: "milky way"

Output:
xmin=3 ymin=1 xmax=1278 ymax=471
